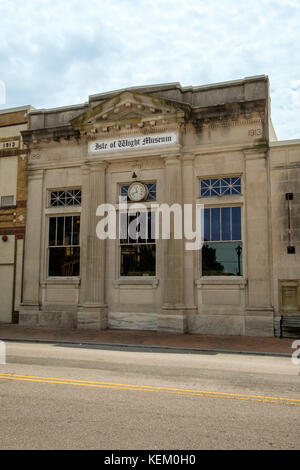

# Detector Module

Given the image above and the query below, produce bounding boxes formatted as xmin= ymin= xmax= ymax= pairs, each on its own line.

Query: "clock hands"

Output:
xmin=128 ymin=183 xmax=147 ymax=201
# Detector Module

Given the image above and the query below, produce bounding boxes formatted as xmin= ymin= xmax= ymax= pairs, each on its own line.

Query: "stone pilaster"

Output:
xmin=182 ymin=154 xmax=197 ymax=313
xmin=158 ymin=154 xmax=187 ymax=333
xmin=77 ymin=162 xmax=108 ymax=329
xmin=19 ymin=169 xmax=44 ymax=325
xmin=243 ymin=148 xmax=274 ymax=336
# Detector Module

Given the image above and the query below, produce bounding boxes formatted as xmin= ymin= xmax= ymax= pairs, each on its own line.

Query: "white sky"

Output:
xmin=0 ymin=0 xmax=299 ymax=140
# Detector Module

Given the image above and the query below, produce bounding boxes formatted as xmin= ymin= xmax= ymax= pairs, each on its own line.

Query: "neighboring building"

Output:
xmin=0 ymin=106 xmax=32 ymax=323
xmin=270 ymin=140 xmax=300 ymax=337
xmin=18 ymin=76 xmax=299 ymax=336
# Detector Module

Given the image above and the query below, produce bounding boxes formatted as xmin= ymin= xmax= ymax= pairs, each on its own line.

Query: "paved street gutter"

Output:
xmin=0 ymin=336 xmax=291 ymax=357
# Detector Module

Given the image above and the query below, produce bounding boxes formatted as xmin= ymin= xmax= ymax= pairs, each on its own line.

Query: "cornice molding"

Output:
xmin=85 ymin=121 xmax=182 ymax=139
xmin=243 ymin=146 xmax=268 ymax=159
xmin=22 ymin=125 xmax=80 ymax=145
xmin=191 ymin=99 xmax=266 ymax=123
xmin=186 ymin=142 xmax=268 ymax=156
xmin=205 ymin=117 xmax=263 ymax=130
xmin=272 ymin=161 xmax=300 ymax=170
xmin=28 ymin=161 xmax=82 ymax=171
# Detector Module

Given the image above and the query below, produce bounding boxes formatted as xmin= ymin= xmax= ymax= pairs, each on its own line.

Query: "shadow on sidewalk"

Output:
xmin=54 ymin=342 xmax=218 ymax=355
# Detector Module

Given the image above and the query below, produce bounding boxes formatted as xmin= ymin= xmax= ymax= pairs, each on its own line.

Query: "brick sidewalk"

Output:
xmin=0 ymin=323 xmax=294 ymax=355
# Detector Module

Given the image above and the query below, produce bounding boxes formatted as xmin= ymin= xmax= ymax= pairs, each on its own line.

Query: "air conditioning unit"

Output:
xmin=1 ymin=195 xmax=14 ymax=207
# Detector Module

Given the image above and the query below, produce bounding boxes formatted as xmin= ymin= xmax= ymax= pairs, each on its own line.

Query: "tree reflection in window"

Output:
xmin=120 ymin=211 xmax=156 ymax=276
xmin=202 ymin=207 xmax=242 ymax=276
xmin=48 ymin=216 xmax=80 ymax=276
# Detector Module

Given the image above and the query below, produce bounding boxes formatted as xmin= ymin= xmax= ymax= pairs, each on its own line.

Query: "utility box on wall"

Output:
xmin=279 ymin=280 xmax=300 ymax=313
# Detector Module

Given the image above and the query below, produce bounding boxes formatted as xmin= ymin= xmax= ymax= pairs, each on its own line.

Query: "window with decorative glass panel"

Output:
xmin=49 ymin=189 xmax=81 ymax=207
xmin=201 ymin=177 xmax=241 ymax=197
xmin=202 ymin=207 xmax=242 ymax=276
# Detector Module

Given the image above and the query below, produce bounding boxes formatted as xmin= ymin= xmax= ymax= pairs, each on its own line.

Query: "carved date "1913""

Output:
xmin=248 ymin=128 xmax=262 ymax=137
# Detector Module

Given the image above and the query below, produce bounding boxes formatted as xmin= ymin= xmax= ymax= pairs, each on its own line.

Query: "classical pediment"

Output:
xmin=71 ymin=91 xmax=187 ymax=137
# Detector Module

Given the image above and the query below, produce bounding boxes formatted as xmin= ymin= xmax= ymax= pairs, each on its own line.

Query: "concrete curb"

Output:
xmin=0 ymin=336 xmax=291 ymax=357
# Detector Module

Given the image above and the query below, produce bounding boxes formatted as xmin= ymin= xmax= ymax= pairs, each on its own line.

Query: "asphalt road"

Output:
xmin=0 ymin=341 xmax=299 ymax=450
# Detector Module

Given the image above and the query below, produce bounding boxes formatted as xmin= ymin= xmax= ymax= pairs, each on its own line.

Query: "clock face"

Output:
xmin=128 ymin=182 xmax=148 ymax=202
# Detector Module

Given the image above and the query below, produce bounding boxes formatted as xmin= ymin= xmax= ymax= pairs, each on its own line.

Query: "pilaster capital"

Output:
xmin=81 ymin=164 xmax=90 ymax=176
xmin=243 ymin=146 xmax=268 ymax=160
xmin=164 ymin=153 xmax=181 ymax=166
xmin=87 ymin=160 xmax=108 ymax=172
xmin=27 ymin=169 xmax=44 ymax=181
xmin=182 ymin=153 xmax=195 ymax=164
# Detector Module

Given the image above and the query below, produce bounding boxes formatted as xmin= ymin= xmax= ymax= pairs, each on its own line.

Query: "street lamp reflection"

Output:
xmin=235 ymin=245 xmax=242 ymax=276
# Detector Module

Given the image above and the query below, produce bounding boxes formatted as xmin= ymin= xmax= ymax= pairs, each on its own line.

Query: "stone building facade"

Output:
xmin=0 ymin=106 xmax=32 ymax=323
xmin=18 ymin=76 xmax=300 ymax=336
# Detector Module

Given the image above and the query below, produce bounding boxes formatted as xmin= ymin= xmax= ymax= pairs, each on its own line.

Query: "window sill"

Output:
xmin=114 ymin=278 xmax=159 ymax=288
xmin=114 ymin=201 xmax=157 ymax=210
xmin=41 ymin=278 xmax=81 ymax=287
xmin=45 ymin=207 xmax=82 ymax=215
xmin=196 ymin=277 xmax=247 ymax=287
xmin=196 ymin=195 xmax=243 ymax=205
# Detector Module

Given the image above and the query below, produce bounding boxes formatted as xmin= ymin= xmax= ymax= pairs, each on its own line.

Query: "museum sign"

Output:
xmin=88 ymin=132 xmax=178 ymax=154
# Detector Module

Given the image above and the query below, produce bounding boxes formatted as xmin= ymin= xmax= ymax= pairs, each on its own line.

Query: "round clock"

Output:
xmin=128 ymin=182 xmax=148 ymax=202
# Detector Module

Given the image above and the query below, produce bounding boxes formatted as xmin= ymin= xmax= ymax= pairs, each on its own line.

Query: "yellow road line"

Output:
xmin=0 ymin=372 xmax=299 ymax=403
xmin=0 ymin=373 xmax=299 ymax=406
